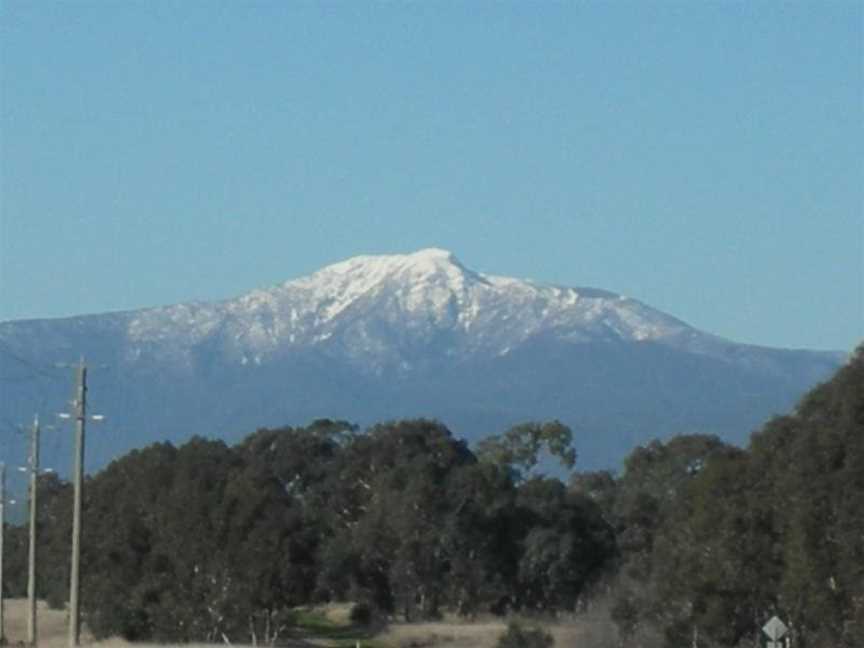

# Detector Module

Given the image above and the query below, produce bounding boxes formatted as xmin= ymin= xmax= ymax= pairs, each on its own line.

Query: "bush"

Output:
xmin=496 ymin=621 xmax=554 ymax=648
xmin=349 ymin=601 xmax=374 ymax=626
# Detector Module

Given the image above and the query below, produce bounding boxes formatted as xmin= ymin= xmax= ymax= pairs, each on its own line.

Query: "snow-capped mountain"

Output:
xmin=118 ymin=248 xmax=761 ymax=369
xmin=0 ymin=249 xmax=845 ymax=474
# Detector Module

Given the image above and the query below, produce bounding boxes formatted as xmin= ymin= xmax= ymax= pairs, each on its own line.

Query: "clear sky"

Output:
xmin=1 ymin=1 xmax=861 ymax=352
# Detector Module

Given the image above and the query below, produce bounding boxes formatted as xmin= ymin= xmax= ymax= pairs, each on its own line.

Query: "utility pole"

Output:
xmin=69 ymin=359 xmax=87 ymax=648
xmin=0 ymin=462 xmax=6 ymax=646
xmin=27 ymin=415 xmax=40 ymax=646
xmin=60 ymin=358 xmax=103 ymax=648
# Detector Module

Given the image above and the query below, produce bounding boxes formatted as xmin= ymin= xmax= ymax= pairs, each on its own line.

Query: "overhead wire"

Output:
xmin=1 ymin=340 xmax=74 ymax=486
xmin=0 ymin=341 xmax=65 ymax=382
xmin=2 ymin=339 xmax=120 ymax=477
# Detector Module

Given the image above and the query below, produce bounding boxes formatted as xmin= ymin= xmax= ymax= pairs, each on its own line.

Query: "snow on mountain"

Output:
xmin=124 ymin=248 xmax=699 ymax=368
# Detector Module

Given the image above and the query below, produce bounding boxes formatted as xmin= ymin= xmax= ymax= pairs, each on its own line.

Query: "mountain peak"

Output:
xmin=409 ymin=246 xmax=457 ymax=260
xmin=124 ymin=249 xmax=702 ymax=362
xmin=415 ymin=247 xmax=470 ymax=271
xmin=317 ymin=247 xmax=466 ymax=276
xmin=298 ymin=248 xmax=481 ymax=298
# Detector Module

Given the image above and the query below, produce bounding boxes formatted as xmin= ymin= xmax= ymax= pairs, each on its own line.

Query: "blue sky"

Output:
xmin=1 ymin=1 xmax=861 ymax=352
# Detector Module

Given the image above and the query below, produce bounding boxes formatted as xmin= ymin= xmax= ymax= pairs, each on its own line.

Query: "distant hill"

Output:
xmin=0 ymin=248 xmax=845 ymax=474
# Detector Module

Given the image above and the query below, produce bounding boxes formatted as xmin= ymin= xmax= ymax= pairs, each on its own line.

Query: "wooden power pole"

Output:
xmin=27 ymin=415 xmax=40 ymax=646
xmin=61 ymin=359 xmax=103 ymax=648
xmin=69 ymin=360 xmax=87 ymax=648
xmin=0 ymin=462 xmax=6 ymax=645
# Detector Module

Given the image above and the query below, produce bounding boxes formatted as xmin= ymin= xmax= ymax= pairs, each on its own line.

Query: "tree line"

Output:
xmin=577 ymin=344 xmax=863 ymax=647
xmin=4 ymin=345 xmax=862 ymax=648
xmin=5 ymin=419 xmax=614 ymax=643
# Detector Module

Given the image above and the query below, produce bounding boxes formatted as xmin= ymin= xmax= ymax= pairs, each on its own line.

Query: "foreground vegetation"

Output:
xmin=0 ymin=598 xmax=610 ymax=648
xmin=5 ymin=346 xmax=862 ymax=648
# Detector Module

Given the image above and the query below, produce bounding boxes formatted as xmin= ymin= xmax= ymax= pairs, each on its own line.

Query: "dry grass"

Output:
xmin=300 ymin=603 xmax=355 ymax=627
xmin=377 ymin=620 xmax=505 ymax=648
xmin=378 ymin=612 xmax=618 ymax=648
xmin=376 ymin=598 xmax=620 ymax=648
xmin=2 ymin=598 xmax=619 ymax=648
xmin=5 ymin=599 xmax=93 ymax=648
xmin=3 ymin=599 xmax=95 ymax=648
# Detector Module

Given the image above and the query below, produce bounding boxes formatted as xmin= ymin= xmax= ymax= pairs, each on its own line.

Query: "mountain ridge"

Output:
xmin=0 ymin=249 xmax=846 ymax=473
xmin=2 ymin=247 xmax=844 ymax=354
xmin=80 ymin=249 xmax=730 ymax=360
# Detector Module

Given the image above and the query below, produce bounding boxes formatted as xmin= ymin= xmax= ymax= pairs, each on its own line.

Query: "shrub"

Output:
xmin=349 ymin=601 xmax=374 ymax=626
xmin=496 ymin=620 xmax=554 ymax=648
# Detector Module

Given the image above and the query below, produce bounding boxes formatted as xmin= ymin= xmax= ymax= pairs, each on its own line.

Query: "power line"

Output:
xmin=0 ymin=342 xmax=63 ymax=382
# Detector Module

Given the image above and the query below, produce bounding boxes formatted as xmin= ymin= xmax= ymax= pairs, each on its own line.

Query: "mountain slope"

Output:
xmin=0 ymin=249 xmax=845 ymax=474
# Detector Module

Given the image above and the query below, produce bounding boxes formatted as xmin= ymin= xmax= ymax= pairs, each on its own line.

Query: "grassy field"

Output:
xmin=1 ymin=599 xmax=619 ymax=648
xmin=2 ymin=599 xmax=94 ymax=648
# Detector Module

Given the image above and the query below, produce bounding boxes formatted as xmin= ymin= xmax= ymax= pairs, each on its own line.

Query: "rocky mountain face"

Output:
xmin=0 ymin=249 xmax=845 ymax=475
